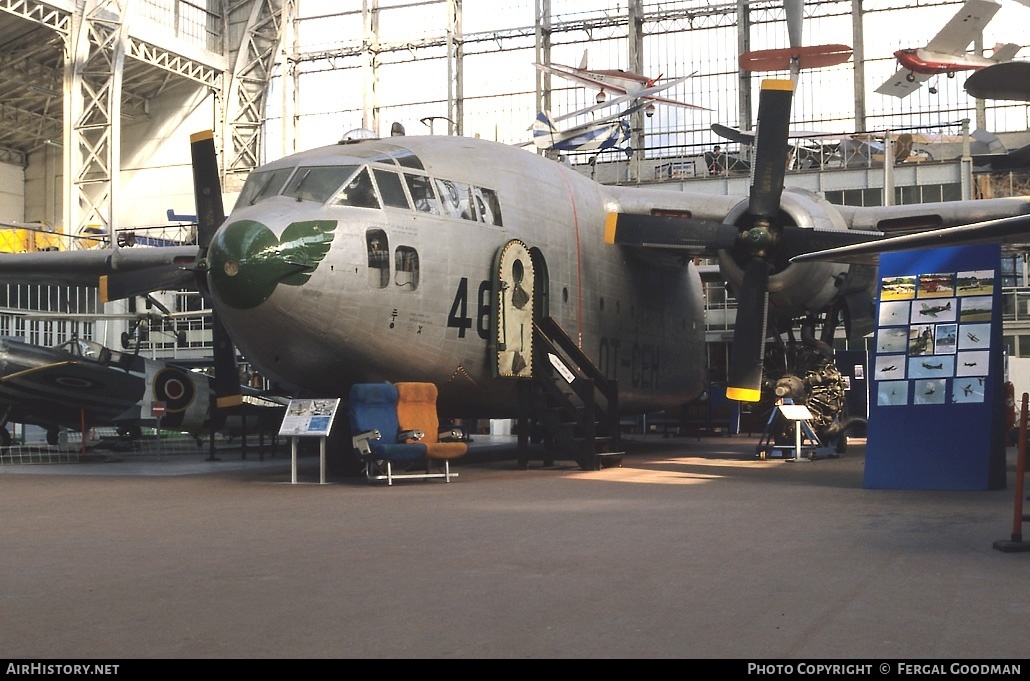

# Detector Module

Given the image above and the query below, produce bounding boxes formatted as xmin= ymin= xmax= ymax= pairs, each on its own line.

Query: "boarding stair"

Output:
xmin=516 ymin=316 xmax=622 ymax=470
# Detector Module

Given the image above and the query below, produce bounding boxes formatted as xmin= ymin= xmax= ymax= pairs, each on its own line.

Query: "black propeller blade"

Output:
xmin=726 ymin=259 xmax=770 ymax=402
xmin=725 ymin=79 xmax=795 ymax=402
xmin=190 ymin=130 xmax=243 ymax=411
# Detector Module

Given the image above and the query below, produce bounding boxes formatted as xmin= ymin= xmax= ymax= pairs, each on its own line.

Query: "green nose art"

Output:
xmin=209 ymin=219 xmax=337 ymax=310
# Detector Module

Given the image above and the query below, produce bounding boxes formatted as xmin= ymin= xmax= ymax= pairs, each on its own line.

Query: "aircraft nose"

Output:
xmin=207 ymin=218 xmax=337 ymax=310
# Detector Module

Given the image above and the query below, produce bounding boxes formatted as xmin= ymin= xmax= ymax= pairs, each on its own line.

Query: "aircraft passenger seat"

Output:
xmin=395 ymin=382 xmax=468 ymax=482
xmin=348 ymin=383 xmax=428 ymax=485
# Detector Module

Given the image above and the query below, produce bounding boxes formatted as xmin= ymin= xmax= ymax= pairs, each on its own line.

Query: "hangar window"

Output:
xmin=366 ymin=229 xmax=389 ymax=289
xmin=395 ymin=246 xmax=419 ymax=291
xmin=285 ymin=165 xmax=356 ymax=203
xmin=237 ymin=167 xmax=294 ymax=206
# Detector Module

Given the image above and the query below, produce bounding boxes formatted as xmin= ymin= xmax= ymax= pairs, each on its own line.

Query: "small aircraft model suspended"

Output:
xmin=875 ymin=0 xmax=1021 ymax=98
xmin=1 ymin=80 xmax=1030 ymax=471
xmin=528 ymin=104 xmax=643 ymax=154
xmin=737 ymin=0 xmax=852 ymax=77
xmin=0 ymin=336 xmax=287 ymax=447
xmin=534 ymin=49 xmax=707 ymax=117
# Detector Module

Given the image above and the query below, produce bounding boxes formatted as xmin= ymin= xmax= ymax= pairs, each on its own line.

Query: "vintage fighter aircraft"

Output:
xmin=1 ymin=79 xmax=1030 ymax=470
xmin=0 ymin=335 xmax=287 ymax=446
xmin=875 ymin=0 xmax=1020 ymax=98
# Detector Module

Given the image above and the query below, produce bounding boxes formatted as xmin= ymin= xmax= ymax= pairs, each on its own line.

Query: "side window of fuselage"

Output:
xmin=366 ymin=229 xmax=389 ymax=289
xmin=473 ymin=187 xmax=503 ymax=226
xmin=405 ymin=174 xmax=441 ymax=215
xmin=435 ymin=179 xmax=475 ymax=220
xmin=395 ymin=246 xmax=419 ymax=291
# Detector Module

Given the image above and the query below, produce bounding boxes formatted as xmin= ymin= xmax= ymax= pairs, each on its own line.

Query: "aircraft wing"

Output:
xmin=0 ymin=245 xmax=200 ymax=301
xmin=534 ymin=62 xmax=631 ymax=96
xmin=0 ymin=360 xmax=145 ymax=423
xmin=875 ymin=68 xmax=934 ymax=97
xmin=924 ymin=0 xmax=1002 ymax=56
xmin=965 ymin=61 xmax=1030 ymax=101
xmin=552 ymin=75 xmax=704 ymax=123
xmin=790 ymin=213 xmax=1030 ymax=265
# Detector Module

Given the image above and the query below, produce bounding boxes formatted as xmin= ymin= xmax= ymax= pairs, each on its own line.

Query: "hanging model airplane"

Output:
xmin=0 ymin=335 xmax=287 ymax=447
xmin=738 ymin=0 xmax=853 ymax=76
xmin=875 ymin=0 xmax=1021 ymax=98
xmin=534 ymin=49 xmax=707 ymax=117
xmin=528 ymin=101 xmax=648 ymax=153
xmin=1 ymin=81 xmax=1029 ymax=471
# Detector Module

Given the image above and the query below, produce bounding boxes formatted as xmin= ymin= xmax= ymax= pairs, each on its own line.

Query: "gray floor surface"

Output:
xmin=1 ymin=433 xmax=1028 ymax=660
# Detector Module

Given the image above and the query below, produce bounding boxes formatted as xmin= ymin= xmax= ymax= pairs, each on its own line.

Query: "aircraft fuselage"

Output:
xmin=207 ymin=136 xmax=710 ymax=417
xmin=895 ymin=48 xmax=996 ymax=75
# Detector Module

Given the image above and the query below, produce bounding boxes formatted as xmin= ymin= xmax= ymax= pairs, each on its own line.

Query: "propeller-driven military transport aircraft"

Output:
xmin=1 ymin=79 xmax=1029 ymax=471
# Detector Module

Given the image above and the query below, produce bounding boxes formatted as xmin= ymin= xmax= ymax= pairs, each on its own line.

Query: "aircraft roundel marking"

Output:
xmin=208 ymin=219 xmax=337 ymax=310
xmin=153 ymin=367 xmax=195 ymax=414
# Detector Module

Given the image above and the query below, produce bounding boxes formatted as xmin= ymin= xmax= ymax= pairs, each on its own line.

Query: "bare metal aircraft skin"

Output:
xmin=205 ymin=135 xmax=710 ymax=416
xmin=200 ymin=132 xmax=1030 ymax=416
xmin=3 ymin=90 xmax=1030 ymax=425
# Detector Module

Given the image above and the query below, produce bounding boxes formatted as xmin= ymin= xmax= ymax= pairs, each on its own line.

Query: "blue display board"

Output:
xmin=865 ymin=243 xmax=1006 ymax=490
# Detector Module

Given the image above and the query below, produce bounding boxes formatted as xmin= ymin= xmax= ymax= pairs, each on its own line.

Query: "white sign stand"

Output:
xmin=278 ymin=398 xmax=342 ymax=484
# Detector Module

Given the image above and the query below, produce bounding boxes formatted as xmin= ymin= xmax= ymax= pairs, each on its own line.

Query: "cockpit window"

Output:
xmin=284 ymin=165 xmax=357 ymax=203
xmin=237 ymin=167 xmax=294 ymax=206
xmin=372 ymin=169 xmax=410 ymax=209
xmin=334 ymin=167 xmax=380 ymax=209
xmin=392 ymin=149 xmax=425 ymax=170
xmin=405 ymin=174 xmax=441 ymax=215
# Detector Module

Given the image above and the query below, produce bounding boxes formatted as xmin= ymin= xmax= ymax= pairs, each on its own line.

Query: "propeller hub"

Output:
xmin=743 ymin=222 xmax=776 ymax=255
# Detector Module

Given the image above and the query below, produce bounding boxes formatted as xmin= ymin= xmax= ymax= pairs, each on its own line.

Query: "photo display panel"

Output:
xmin=866 ymin=244 xmax=1006 ymax=490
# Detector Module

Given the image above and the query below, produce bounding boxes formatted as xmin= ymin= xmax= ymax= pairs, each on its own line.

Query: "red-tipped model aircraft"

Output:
xmin=875 ymin=0 xmax=1020 ymax=98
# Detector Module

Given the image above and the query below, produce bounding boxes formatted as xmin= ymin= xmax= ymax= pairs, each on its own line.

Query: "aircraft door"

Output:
xmin=492 ymin=239 xmax=534 ymax=378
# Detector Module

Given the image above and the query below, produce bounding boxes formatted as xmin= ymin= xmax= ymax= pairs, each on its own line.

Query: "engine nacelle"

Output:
xmin=717 ymin=187 xmax=857 ymax=327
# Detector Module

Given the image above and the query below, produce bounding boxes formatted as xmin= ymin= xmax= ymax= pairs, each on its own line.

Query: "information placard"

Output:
xmin=866 ymin=244 xmax=1005 ymax=490
xmin=278 ymin=398 xmax=341 ymax=437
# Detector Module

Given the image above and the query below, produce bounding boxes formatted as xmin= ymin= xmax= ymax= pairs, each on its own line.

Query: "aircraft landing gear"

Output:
xmin=905 ymin=72 xmax=915 ymax=82
xmin=46 ymin=428 xmax=60 ymax=446
xmin=0 ymin=426 xmax=10 ymax=447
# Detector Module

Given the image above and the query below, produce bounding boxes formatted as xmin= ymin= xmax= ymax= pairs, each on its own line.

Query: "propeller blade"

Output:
xmin=785 ymin=0 xmax=804 ymax=50
xmin=726 ymin=259 xmax=770 ymax=402
xmin=189 ymin=130 xmax=243 ymax=409
xmin=749 ymin=79 xmax=794 ymax=220
xmin=604 ymin=212 xmax=738 ymax=253
xmin=190 ymin=130 xmax=225 ymax=252
xmin=777 ymin=226 xmax=886 ymax=259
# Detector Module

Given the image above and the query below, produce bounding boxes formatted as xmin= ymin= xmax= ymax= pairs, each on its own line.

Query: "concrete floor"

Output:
xmin=0 ymin=433 xmax=1027 ymax=659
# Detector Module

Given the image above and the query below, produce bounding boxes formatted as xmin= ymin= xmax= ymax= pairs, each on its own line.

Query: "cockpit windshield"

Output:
xmin=54 ymin=338 xmax=104 ymax=359
xmin=284 ymin=165 xmax=359 ymax=203
xmin=237 ymin=167 xmax=295 ymax=206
